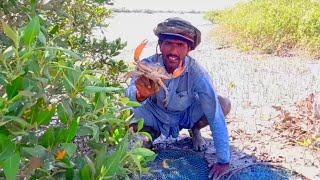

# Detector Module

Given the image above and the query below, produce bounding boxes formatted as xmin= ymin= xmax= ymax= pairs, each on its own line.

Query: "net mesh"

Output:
xmin=219 ymin=164 xmax=290 ymax=180
xmin=138 ymin=148 xmax=299 ymax=180
xmin=139 ymin=149 xmax=209 ymax=180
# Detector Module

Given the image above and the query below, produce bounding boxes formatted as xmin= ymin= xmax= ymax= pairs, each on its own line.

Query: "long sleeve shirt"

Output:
xmin=125 ymin=54 xmax=230 ymax=164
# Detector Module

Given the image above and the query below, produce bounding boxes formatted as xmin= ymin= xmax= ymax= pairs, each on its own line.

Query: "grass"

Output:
xmin=202 ymin=1 xmax=320 ymax=177
xmin=204 ymin=0 xmax=320 ymax=58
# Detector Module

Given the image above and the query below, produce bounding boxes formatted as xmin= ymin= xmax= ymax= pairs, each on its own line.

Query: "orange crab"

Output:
xmin=126 ymin=40 xmax=186 ymax=107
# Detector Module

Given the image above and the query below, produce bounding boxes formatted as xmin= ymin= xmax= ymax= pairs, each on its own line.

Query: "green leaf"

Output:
xmin=8 ymin=0 xmax=17 ymax=6
xmin=31 ymin=0 xmax=37 ymax=12
xmin=0 ymin=134 xmax=16 ymax=162
xmin=3 ymin=46 xmax=15 ymax=60
xmin=94 ymin=92 xmax=106 ymax=110
xmin=126 ymin=101 xmax=142 ymax=107
xmin=96 ymin=0 xmax=106 ymax=3
xmin=57 ymin=103 xmax=70 ymax=125
xmin=65 ymin=117 xmax=80 ymax=143
xmin=19 ymin=133 xmax=38 ymax=146
xmin=55 ymin=127 xmax=68 ymax=143
xmin=103 ymin=133 xmax=128 ymax=176
xmin=1 ymin=116 xmax=30 ymax=128
xmin=0 ymin=132 xmax=10 ymax=142
xmin=23 ymin=16 xmax=40 ymax=46
xmin=61 ymin=143 xmax=77 ymax=157
xmin=84 ymin=124 xmax=99 ymax=142
xmin=19 ymin=90 xmax=34 ymax=98
xmin=22 ymin=145 xmax=46 ymax=158
xmin=49 ymin=24 xmax=59 ymax=35
xmin=41 ymin=127 xmax=55 ymax=148
xmin=32 ymin=105 xmax=56 ymax=125
xmin=139 ymin=132 xmax=153 ymax=141
xmin=129 ymin=154 xmax=142 ymax=174
xmin=6 ymin=77 xmax=23 ymax=100
xmin=0 ymin=142 xmax=16 ymax=162
xmin=95 ymin=148 xmax=108 ymax=170
xmin=8 ymin=94 xmax=24 ymax=103
xmin=9 ymin=90 xmax=33 ymax=103
xmin=84 ymin=155 xmax=96 ymax=178
xmin=84 ymin=86 xmax=122 ymax=93
xmin=3 ymin=152 xmax=20 ymax=180
xmin=112 ymin=128 xmax=125 ymax=143
xmin=62 ymin=68 xmax=81 ymax=93
xmin=38 ymin=30 xmax=46 ymax=44
xmin=46 ymin=47 xmax=81 ymax=59
xmin=65 ymin=168 xmax=75 ymax=180
xmin=81 ymin=164 xmax=92 ymax=180
xmin=137 ymin=118 xmax=144 ymax=131
xmin=131 ymin=148 xmax=155 ymax=157
xmin=6 ymin=126 xmax=29 ymax=136
xmin=1 ymin=20 xmax=19 ymax=46
xmin=121 ymin=97 xmax=129 ymax=104
xmin=73 ymin=98 xmax=90 ymax=108
xmin=44 ymin=46 xmax=57 ymax=61
xmin=0 ymin=97 xmax=5 ymax=108
xmin=77 ymin=126 xmax=92 ymax=136
xmin=73 ymin=156 xmax=86 ymax=171
xmin=87 ymin=141 xmax=105 ymax=151
xmin=25 ymin=57 xmax=40 ymax=75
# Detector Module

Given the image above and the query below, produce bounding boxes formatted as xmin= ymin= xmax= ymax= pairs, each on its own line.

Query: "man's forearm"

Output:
xmin=125 ymin=85 xmax=149 ymax=103
xmin=210 ymin=110 xmax=230 ymax=164
xmin=125 ymin=85 xmax=139 ymax=102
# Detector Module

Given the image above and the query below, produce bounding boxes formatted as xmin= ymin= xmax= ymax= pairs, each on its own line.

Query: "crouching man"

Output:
xmin=125 ymin=17 xmax=232 ymax=179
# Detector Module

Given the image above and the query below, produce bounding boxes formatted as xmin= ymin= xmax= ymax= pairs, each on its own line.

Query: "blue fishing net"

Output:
xmin=219 ymin=164 xmax=290 ymax=180
xmin=140 ymin=149 xmax=209 ymax=180
xmin=139 ymin=148 xmax=298 ymax=180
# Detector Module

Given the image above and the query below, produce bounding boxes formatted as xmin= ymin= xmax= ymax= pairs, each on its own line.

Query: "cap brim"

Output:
xmin=161 ymin=32 xmax=194 ymax=43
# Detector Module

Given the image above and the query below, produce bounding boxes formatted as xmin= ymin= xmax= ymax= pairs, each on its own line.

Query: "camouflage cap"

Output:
xmin=154 ymin=17 xmax=201 ymax=50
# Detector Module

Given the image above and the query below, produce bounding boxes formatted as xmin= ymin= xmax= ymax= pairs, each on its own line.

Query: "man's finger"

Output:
xmin=213 ymin=170 xmax=220 ymax=180
xmin=154 ymin=83 xmax=161 ymax=92
xmin=141 ymin=76 xmax=151 ymax=88
xmin=151 ymin=80 xmax=161 ymax=91
xmin=208 ymin=167 xmax=215 ymax=178
xmin=150 ymin=79 xmax=156 ymax=89
xmin=136 ymin=76 xmax=143 ymax=85
xmin=208 ymin=162 xmax=214 ymax=168
xmin=208 ymin=162 xmax=214 ymax=179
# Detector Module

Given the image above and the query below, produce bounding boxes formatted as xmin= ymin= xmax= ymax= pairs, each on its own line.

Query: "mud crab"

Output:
xmin=125 ymin=39 xmax=186 ymax=107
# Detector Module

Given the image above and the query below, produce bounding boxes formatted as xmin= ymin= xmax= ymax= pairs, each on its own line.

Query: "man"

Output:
xmin=125 ymin=17 xmax=231 ymax=179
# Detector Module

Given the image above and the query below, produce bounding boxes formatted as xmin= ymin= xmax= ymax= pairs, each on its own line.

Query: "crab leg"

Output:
xmin=124 ymin=71 xmax=145 ymax=82
xmin=157 ymin=79 xmax=170 ymax=107
xmin=172 ymin=60 xmax=187 ymax=78
xmin=134 ymin=39 xmax=148 ymax=62
xmin=136 ymin=62 xmax=153 ymax=73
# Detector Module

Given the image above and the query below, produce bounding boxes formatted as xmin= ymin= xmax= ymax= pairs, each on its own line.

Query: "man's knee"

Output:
xmin=192 ymin=115 xmax=209 ymax=130
xmin=218 ymin=95 xmax=231 ymax=116
xmin=192 ymin=95 xmax=231 ymax=131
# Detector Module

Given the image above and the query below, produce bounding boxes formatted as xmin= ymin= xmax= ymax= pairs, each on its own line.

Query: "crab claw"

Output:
xmin=172 ymin=60 xmax=186 ymax=78
xmin=134 ymin=39 xmax=148 ymax=62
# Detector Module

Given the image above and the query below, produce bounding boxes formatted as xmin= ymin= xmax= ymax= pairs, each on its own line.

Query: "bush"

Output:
xmin=0 ymin=0 xmax=155 ymax=179
xmin=205 ymin=0 xmax=320 ymax=58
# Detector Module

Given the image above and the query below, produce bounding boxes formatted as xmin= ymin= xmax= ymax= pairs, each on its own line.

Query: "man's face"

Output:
xmin=160 ymin=39 xmax=191 ymax=73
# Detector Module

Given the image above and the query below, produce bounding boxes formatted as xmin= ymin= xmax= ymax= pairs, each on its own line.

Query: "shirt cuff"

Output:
xmin=126 ymin=86 xmax=147 ymax=105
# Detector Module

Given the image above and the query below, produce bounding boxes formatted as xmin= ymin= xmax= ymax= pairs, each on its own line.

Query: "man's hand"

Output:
xmin=208 ymin=162 xmax=230 ymax=180
xmin=135 ymin=76 xmax=161 ymax=102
